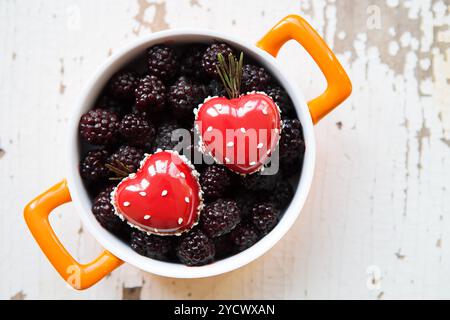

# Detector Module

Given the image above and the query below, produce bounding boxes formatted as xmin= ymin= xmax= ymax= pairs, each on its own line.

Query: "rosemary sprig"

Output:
xmin=106 ymin=160 xmax=134 ymax=180
xmin=216 ymin=51 xmax=244 ymax=99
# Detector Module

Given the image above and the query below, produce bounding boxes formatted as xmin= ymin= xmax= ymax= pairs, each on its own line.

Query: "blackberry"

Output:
xmin=179 ymin=126 xmax=197 ymax=162
xmin=180 ymin=45 xmax=206 ymax=79
xmin=280 ymin=154 xmax=303 ymax=178
xmin=171 ymin=126 xmax=201 ymax=169
xmin=279 ymin=119 xmax=305 ymax=160
xmin=79 ymin=108 xmax=119 ymax=145
xmin=108 ymin=145 xmax=145 ymax=173
xmin=108 ymin=71 xmax=139 ymax=102
xmin=200 ymin=165 xmax=232 ymax=200
xmin=201 ymin=43 xmax=234 ymax=76
xmin=239 ymin=172 xmax=278 ymax=192
xmin=207 ymin=79 xmax=227 ymax=97
xmin=130 ymin=230 xmax=173 ymax=260
xmin=119 ymin=113 xmax=155 ymax=148
xmin=213 ymin=234 xmax=235 ymax=259
xmin=153 ymin=121 xmax=183 ymax=151
xmin=265 ymin=85 xmax=295 ymax=118
xmin=269 ymin=180 xmax=294 ymax=209
xmin=167 ymin=77 xmax=207 ymax=119
xmin=147 ymin=45 xmax=178 ymax=82
xmin=201 ymin=199 xmax=241 ymax=238
xmin=176 ymin=229 xmax=215 ymax=266
xmin=241 ymin=64 xmax=271 ymax=92
xmin=92 ymin=187 xmax=130 ymax=240
xmin=134 ymin=75 xmax=166 ymax=112
xmin=131 ymin=104 xmax=151 ymax=121
xmin=234 ymin=191 xmax=260 ymax=219
xmin=96 ymin=94 xmax=129 ymax=115
xmin=251 ymin=202 xmax=280 ymax=234
xmin=230 ymin=223 xmax=259 ymax=251
xmin=80 ymin=149 xmax=109 ymax=182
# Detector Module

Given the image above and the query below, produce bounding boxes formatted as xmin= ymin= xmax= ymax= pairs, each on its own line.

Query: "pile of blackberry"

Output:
xmin=78 ymin=42 xmax=305 ymax=266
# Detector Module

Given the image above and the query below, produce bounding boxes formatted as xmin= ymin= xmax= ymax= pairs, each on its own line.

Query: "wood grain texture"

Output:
xmin=0 ymin=0 xmax=449 ymax=299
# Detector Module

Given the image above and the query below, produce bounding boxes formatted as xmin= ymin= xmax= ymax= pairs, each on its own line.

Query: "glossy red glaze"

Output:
xmin=112 ymin=151 xmax=202 ymax=235
xmin=196 ymin=93 xmax=281 ymax=174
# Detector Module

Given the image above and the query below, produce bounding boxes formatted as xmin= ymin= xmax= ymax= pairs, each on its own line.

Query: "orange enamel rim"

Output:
xmin=257 ymin=15 xmax=352 ymax=123
xmin=23 ymin=180 xmax=123 ymax=290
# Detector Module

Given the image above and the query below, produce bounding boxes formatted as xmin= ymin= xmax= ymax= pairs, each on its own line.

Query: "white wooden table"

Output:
xmin=1 ymin=0 xmax=449 ymax=300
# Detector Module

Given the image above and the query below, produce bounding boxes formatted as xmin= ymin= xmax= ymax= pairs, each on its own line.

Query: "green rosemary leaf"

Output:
xmin=105 ymin=161 xmax=133 ymax=179
xmin=215 ymin=51 xmax=244 ymax=99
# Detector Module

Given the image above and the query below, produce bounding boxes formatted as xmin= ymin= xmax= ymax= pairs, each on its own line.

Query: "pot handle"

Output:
xmin=257 ymin=15 xmax=352 ymax=124
xmin=24 ymin=179 xmax=123 ymax=290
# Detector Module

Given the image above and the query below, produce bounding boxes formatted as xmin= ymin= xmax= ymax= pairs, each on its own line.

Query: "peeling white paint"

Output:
xmin=0 ymin=0 xmax=449 ymax=300
xmin=386 ymin=0 xmax=400 ymax=8
xmin=338 ymin=31 xmax=346 ymax=40
xmin=419 ymin=58 xmax=431 ymax=70
xmin=388 ymin=41 xmax=400 ymax=56
xmin=389 ymin=27 xmax=396 ymax=36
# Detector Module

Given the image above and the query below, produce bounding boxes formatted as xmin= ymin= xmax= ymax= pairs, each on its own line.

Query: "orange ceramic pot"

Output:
xmin=24 ymin=15 xmax=351 ymax=289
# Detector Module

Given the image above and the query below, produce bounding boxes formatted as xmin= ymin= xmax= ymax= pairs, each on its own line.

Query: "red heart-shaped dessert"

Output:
xmin=195 ymin=93 xmax=281 ymax=174
xmin=111 ymin=150 xmax=202 ymax=235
